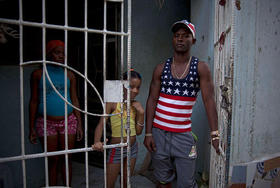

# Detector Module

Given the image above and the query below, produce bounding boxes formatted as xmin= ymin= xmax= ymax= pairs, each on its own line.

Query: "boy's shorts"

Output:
xmin=36 ymin=113 xmax=78 ymax=137
xmin=152 ymin=127 xmax=198 ymax=188
xmin=107 ymin=141 xmax=138 ymax=164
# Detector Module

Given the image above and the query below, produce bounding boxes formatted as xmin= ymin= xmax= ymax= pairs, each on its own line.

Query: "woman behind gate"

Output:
xmin=29 ymin=40 xmax=83 ymax=186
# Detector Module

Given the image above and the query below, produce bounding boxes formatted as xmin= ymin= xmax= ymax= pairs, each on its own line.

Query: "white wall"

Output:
xmin=231 ymin=0 xmax=280 ymax=165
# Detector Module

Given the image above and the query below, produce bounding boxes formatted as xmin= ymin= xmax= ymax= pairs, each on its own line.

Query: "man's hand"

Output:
xmin=212 ymin=139 xmax=220 ymax=155
xmin=144 ymin=136 xmax=156 ymax=152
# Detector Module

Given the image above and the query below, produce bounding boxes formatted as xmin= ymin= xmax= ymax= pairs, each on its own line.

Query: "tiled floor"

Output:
xmin=71 ymin=161 xmax=156 ymax=188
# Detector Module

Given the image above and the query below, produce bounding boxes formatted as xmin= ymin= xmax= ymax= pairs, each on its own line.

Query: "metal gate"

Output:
xmin=0 ymin=0 xmax=132 ymax=187
xmin=209 ymin=0 xmax=236 ymax=187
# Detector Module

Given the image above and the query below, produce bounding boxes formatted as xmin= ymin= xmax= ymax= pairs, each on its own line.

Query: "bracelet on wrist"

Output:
xmin=137 ymin=122 xmax=144 ymax=127
xmin=211 ymin=136 xmax=220 ymax=141
xmin=145 ymin=133 xmax=152 ymax=137
xmin=210 ymin=130 xmax=220 ymax=137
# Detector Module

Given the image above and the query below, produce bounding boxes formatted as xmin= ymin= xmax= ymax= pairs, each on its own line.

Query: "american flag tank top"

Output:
xmin=153 ymin=57 xmax=200 ymax=132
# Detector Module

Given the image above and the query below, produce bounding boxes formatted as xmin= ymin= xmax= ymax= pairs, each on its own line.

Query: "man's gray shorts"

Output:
xmin=152 ymin=127 xmax=198 ymax=188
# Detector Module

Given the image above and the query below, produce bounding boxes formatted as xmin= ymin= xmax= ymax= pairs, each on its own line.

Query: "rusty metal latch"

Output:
xmin=214 ymin=27 xmax=231 ymax=50
xmin=235 ymin=0 xmax=241 ymax=10
xmin=220 ymin=85 xmax=231 ymax=114
xmin=219 ymin=32 xmax=226 ymax=51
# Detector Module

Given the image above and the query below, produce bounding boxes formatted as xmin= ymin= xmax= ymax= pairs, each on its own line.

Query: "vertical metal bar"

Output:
xmin=84 ymin=0 xmax=89 ymax=187
xmin=64 ymin=0 xmax=70 ymax=186
xmin=120 ymin=2 xmax=124 ymax=188
xmin=42 ymin=0 xmax=49 ymax=186
xmin=223 ymin=0 xmax=236 ymax=186
xmin=103 ymin=1 xmax=107 ymax=188
xmin=120 ymin=0 xmax=124 ymax=78
xmin=120 ymin=103 xmax=124 ymax=188
xmin=114 ymin=5 xmax=118 ymax=79
xmin=126 ymin=0 xmax=132 ymax=187
xmin=19 ymin=0 xmax=26 ymax=187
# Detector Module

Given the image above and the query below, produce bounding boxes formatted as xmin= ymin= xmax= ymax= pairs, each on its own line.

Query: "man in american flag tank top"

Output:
xmin=144 ymin=20 xmax=220 ymax=188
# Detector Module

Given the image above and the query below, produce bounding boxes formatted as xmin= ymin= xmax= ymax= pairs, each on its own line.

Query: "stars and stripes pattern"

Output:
xmin=153 ymin=57 xmax=200 ymax=132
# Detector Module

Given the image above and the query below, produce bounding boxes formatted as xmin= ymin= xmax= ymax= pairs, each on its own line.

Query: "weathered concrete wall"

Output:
xmin=231 ymin=0 xmax=280 ymax=165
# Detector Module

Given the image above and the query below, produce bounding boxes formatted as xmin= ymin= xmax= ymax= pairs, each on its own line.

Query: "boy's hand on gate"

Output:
xmin=92 ymin=139 xmax=108 ymax=152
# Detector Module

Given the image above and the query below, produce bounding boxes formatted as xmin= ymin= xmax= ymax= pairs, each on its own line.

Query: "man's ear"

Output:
xmin=192 ymin=38 xmax=196 ymax=44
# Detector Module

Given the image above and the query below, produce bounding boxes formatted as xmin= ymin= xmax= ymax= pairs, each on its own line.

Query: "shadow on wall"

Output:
xmin=0 ymin=66 xmax=45 ymax=187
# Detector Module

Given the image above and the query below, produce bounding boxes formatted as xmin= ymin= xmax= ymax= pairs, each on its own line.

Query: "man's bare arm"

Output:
xmin=198 ymin=61 xmax=219 ymax=154
xmin=144 ymin=63 xmax=164 ymax=152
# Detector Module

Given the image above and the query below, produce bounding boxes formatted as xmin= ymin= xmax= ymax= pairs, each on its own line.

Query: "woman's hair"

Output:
xmin=123 ymin=69 xmax=142 ymax=80
xmin=46 ymin=40 xmax=64 ymax=54
xmin=46 ymin=40 xmax=64 ymax=60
